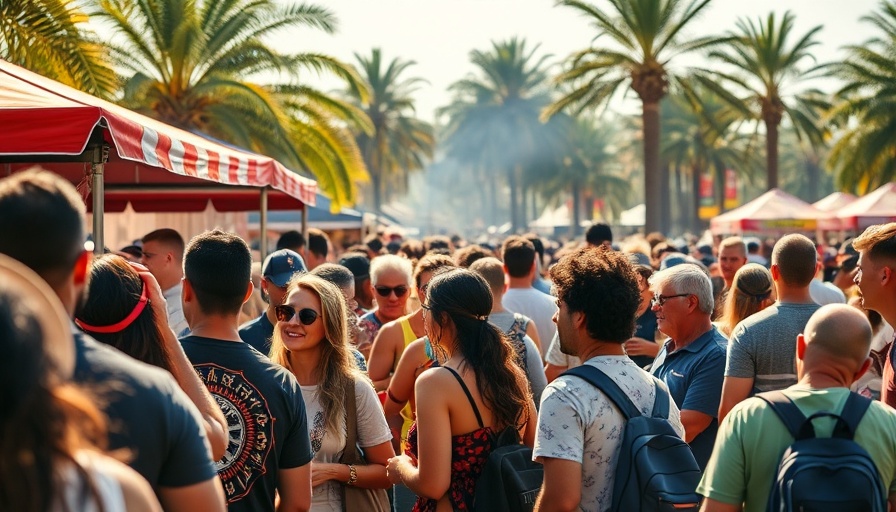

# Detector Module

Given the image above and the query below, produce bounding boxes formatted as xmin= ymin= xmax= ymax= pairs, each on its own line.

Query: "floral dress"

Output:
xmin=405 ymin=366 xmax=496 ymax=512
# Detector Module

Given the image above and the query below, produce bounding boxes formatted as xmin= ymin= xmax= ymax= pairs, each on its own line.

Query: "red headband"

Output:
xmin=75 ymin=283 xmax=150 ymax=334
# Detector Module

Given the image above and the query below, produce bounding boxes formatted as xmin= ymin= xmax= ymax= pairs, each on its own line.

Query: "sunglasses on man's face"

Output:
xmin=274 ymin=305 xmax=320 ymax=325
xmin=374 ymin=285 xmax=409 ymax=298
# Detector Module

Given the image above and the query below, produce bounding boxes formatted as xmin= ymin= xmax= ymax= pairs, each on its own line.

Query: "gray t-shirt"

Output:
xmin=725 ymin=302 xmax=821 ymax=391
xmin=489 ymin=311 xmax=548 ymax=405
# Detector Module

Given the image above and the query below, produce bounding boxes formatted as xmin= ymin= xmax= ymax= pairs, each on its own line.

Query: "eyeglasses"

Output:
xmin=652 ymin=293 xmax=691 ymax=306
xmin=374 ymin=285 xmax=409 ymax=298
xmin=274 ymin=305 xmax=320 ymax=325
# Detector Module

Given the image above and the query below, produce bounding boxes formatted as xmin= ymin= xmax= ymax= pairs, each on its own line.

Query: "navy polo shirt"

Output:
xmin=652 ymin=326 xmax=726 ymax=470
xmin=238 ymin=312 xmax=275 ymax=355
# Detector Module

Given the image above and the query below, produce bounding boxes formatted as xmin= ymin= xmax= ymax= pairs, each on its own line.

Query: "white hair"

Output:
xmin=649 ymin=263 xmax=714 ymax=315
xmin=369 ymin=254 xmax=413 ymax=285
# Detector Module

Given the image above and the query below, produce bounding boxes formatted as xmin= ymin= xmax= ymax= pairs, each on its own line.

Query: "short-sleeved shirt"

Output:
xmin=302 ymin=378 xmax=392 ymax=511
xmin=698 ymin=386 xmax=896 ymax=512
xmin=725 ymin=302 xmax=821 ymax=392
xmin=650 ymin=326 xmax=727 ymax=469
xmin=503 ymin=287 xmax=558 ymax=358
xmin=238 ymin=313 xmax=275 ymax=355
xmin=180 ymin=335 xmax=313 ymax=512
xmin=72 ymin=331 xmax=216 ymax=488
xmin=163 ymin=282 xmax=190 ymax=337
xmin=534 ymin=356 xmax=685 ymax=511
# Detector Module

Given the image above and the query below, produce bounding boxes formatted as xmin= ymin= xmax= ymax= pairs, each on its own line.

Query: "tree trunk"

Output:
xmin=371 ymin=171 xmax=383 ymax=214
xmin=509 ymin=166 xmax=520 ymax=233
xmin=643 ymin=101 xmax=662 ymax=234
xmin=691 ymin=165 xmax=701 ymax=234
xmin=488 ymin=172 xmax=498 ymax=227
xmin=570 ymin=180 xmax=581 ymax=239
xmin=673 ymin=163 xmax=683 ymax=235
xmin=766 ymin=119 xmax=779 ymax=190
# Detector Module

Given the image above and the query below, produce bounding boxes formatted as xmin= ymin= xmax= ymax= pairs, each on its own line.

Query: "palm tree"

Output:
xmin=662 ymin=89 xmax=761 ymax=232
xmin=537 ymin=116 xmax=631 ymax=236
xmin=698 ymin=11 xmax=830 ymax=191
xmin=828 ymin=2 xmax=896 ymax=193
xmin=1 ymin=0 xmax=116 ymax=97
xmin=545 ymin=0 xmax=722 ymax=234
xmin=346 ymin=49 xmax=434 ymax=213
xmin=93 ymin=0 xmax=371 ymax=208
xmin=440 ymin=37 xmax=562 ymax=231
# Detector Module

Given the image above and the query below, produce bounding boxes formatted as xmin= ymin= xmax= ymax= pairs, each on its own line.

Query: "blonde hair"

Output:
xmin=719 ymin=263 xmax=774 ymax=336
xmin=269 ymin=273 xmax=362 ymax=435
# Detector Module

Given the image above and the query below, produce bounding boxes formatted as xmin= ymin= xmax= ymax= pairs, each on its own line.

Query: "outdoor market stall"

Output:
xmin=710 ymin=188 xmax=823 ymax=236
xmin=0 ymin=59 xmax=316 ymax=259
xmin=818 ymin=183 xmax=896 ymax=232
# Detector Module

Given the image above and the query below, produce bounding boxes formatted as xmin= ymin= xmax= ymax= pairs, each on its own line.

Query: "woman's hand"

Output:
xmin=386 ymin=454 xmax=415 ymax=485
xmin=311 ymin=462 xmax=345 ymax=487
xmin=624 ymin=337 xmax=659 ymax=357
xmin=128 ymin=262 xmax=169 ymax=326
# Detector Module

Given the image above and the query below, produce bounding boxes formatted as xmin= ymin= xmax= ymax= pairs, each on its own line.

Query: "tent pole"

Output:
xmin=301 ymin=203 xmax=308 ymax=252
xmin=91 ymin=145 xmax=106 ymax=256
xmin=259 ymin=188 xmax=269 ymax=262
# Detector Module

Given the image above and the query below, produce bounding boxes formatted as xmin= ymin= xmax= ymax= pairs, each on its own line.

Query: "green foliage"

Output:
xmin=828 ymin=1 xmax=896 ymax=193
xmin=548 ymin=0 xmax=723 ymax=233
xmin=440 ymin=37 xmax=563 ymax=231
xmin=696 ymin=11 xmax=830 ymax=189
xmin=0 ymin=0 xmax=117 ymax=97
xmin=347 ymin=49 xmax=434 ymax=212
xmin=92 ymin=0 xmax=370 ymax=208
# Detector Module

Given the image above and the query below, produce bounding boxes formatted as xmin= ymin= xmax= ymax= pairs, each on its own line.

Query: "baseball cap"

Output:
xmin=339 ymin=253 xmax=370 ymax=280
xmin=262 ymin=249 xmax=307 ymax=287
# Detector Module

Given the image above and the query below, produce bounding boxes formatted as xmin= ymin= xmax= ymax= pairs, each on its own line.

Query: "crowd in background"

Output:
xmin=3 ymin=166 xmax=896 ymax=512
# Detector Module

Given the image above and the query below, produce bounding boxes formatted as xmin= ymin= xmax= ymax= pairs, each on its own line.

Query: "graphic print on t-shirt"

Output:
xmin=196 ymin=363 xmax=273 ymax=503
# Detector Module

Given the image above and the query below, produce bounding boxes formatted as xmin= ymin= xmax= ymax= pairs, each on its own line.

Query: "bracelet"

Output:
xmin=387 ymin=389 xmax=404 ymax=403
xmin=346 ymin=464 xmax=358 ymax=486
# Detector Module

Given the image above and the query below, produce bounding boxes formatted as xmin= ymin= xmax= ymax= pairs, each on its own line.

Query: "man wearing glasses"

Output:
xmin=648 ymin=264 xmax=726 ymax=470
xmin=239 ymin=249 xmax=307 ymax=354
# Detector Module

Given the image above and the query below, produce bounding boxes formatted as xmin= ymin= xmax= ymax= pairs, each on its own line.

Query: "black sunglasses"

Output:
xmin=274 ymin=305 xmax=320 ymax=325
xmin=374 ymin=285 xmax=409 ymax=298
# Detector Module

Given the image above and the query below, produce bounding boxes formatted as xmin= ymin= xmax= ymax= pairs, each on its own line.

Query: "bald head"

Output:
xmin=802 ymin=304 xmax=872 ymax=368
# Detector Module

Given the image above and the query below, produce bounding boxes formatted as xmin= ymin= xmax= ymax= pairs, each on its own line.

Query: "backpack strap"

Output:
xmin=650 ymin=381 xmax=670 ymax=418
xmin=834 ymin=392 xmax=872 ymax=439
xmin=442 ymin=366 xmax=485 ymax=428
xmin=562 ymin=365 xmax=641 ymax=420
xmin=758 ymin=390 xmax=808 ymax=439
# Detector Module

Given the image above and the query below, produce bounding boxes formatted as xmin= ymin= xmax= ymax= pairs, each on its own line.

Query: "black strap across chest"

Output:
xmin=443 ymin=366 xmax=485 ymax=428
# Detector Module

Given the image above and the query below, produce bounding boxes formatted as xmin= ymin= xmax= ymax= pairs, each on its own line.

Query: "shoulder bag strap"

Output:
xmin=757 ymin=390 xmax=810 ymax=439
xmin=339 ymin=377 xmax=359 ymax=464
xmin=562 ymin=365 xmax=641 ymax=420
xmin=442 ymin=366 xmax=485 ymax=428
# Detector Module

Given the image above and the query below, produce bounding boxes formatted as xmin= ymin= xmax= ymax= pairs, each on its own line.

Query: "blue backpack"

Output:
xmin=563 ymin=365 xmax=702 ymax=512
xmin=758 ymin=390 xmax=886 ymax=512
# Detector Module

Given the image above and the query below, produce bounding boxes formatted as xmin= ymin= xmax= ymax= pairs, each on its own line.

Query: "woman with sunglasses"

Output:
xmin=387 ymin=268 xmax=537 ymax=512
xmin=270 ymin=274 xmax=394 ymax=511
xmin=358 ymin=255 xmax=414 ymax=359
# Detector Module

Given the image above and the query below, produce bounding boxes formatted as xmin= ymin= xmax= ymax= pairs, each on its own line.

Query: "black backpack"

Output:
xmin=473 ymin=426 xmax=543 ymax=512
xmin=758 ymin=390 xmax=887 ymax=512
xmin=563 ymin=365 xmax=702 ymax=512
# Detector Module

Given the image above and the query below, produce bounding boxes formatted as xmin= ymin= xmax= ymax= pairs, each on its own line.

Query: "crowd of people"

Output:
xmin=3 ymin=166 xmax=896 ymax=512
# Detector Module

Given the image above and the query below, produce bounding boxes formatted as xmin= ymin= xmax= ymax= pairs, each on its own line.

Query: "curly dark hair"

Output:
xmin=426 ymin=268 xmax=530 ymax=429
xmin=549 ymin=247 xmax=640 ymax=343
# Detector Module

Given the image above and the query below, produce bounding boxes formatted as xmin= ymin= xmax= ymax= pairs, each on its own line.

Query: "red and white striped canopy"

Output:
xmin=0 ymin=58 xmax=316 ymax=211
